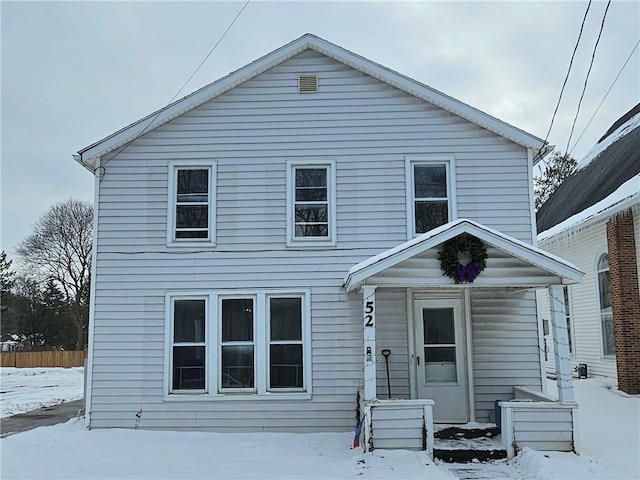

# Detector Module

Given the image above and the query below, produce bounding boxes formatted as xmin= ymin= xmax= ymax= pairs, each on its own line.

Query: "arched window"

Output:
xmin=597 ymin=254 xmax=614 ymax=355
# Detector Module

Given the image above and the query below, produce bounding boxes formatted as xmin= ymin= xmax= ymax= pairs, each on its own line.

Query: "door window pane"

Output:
xmin=423 ymin=308 xmax=457 ymax=383
xmin=424 ymin=347 xmax=457 ymax=382
xmin=423 ymin=308 xmax=454 ymax=344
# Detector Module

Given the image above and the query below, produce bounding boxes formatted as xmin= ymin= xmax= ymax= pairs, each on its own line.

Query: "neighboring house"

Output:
xmin=75 ymin=34 xmax=583 ymax=457
xmin=536 ymin=104 xmax=640 ymax=395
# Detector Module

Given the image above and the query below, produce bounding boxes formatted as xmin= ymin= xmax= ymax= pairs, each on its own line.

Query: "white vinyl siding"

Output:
xmin=471 ymin=289 xmax=541 ymax=421
xmin=90 ymin=49 xmax=537 ymax=431
xmin=537 ymin=208 xmax=634 ymax=379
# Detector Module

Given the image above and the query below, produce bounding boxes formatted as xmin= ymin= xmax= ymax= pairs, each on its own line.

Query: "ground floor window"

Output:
xmin=165 ymin=290 xmax=311 ymax=397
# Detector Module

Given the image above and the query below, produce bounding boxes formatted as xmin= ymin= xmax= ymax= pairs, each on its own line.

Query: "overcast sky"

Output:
xmin=2 ymin=0 xmax=639 ymax=258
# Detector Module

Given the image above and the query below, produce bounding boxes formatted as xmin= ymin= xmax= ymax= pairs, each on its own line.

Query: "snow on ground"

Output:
xmin=1 ymin=372 xmax=638 ymax=479
xmin=0 ymin=367 xmax=84 ymax=418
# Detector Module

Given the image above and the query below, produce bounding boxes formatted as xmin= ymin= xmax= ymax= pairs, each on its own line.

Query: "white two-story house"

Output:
xmin=75 ymin=34 xmax=583 ymax=458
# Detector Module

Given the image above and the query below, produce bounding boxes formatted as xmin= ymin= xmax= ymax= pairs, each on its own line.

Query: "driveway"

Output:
xmin=0 ymin=400 xmax=84 ymax=438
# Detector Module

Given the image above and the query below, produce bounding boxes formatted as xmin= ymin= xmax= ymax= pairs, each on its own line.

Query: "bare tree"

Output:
xmin=16 ymin=199 xmax=93 ymax=350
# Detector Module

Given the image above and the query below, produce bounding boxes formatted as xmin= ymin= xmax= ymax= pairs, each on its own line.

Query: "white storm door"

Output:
xmin=414 ymin=298 xmax=469 ymax=423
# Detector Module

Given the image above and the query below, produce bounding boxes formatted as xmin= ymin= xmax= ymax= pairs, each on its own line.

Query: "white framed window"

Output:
xmin=168 ymin=296 xmax=208 ymax=394
xmin=220 ymin=297 xmax=256 ymax=392
xmin=164 ymin=290 xmax=311 ymax=399
xmin=406 ymin=156 xmax=456 ymax=238
xmin=286 ymin=160 xmax=336 ymax=247
xmin=268 ymin=296 xmax=305 ymax=391
xmin=596 ymin=254 xmax=615 ymax=356
xmin=167 ymin=160 xmax=216 ymax=246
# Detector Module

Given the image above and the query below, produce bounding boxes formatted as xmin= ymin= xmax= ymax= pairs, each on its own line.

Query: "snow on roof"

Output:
xmin=576 ymin=111 xmax=640 ymax=171
xmin=538 ymin=174 xmax=640 ymax=242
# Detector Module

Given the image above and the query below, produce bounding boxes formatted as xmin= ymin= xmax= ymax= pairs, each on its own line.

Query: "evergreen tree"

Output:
xmin=534 ymin=151 xmax=578 ymax=210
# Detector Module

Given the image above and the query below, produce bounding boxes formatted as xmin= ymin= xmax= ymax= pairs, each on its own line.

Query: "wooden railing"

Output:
xmin=0 ymin=350 xmax=86 ymax=368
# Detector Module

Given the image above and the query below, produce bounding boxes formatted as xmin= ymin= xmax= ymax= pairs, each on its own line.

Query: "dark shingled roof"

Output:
xmin=536 ymin=104 xmax=640 ymax=234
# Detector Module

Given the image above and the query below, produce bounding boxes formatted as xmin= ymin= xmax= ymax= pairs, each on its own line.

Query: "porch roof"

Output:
xmin=343 ymin=219 xmax=584 ymax=292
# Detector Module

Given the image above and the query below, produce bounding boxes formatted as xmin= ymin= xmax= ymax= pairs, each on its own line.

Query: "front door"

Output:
xmin=414 ymin=298 xmax=469 ymax=423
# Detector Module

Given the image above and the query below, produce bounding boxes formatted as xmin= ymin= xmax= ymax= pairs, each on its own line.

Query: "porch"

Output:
xmin=345 ymin=220 xmax=583 ymax=458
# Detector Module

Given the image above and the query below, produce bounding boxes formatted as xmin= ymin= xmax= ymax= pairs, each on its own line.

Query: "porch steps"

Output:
xmin=433 ymin=424 xmax=507 ymax=463
xmin=438 ymin=461 xmax=530 ymax=480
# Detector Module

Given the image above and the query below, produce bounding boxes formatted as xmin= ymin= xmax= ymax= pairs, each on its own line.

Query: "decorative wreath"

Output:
xmin=438 ymin=233 xmax=488 ymax=284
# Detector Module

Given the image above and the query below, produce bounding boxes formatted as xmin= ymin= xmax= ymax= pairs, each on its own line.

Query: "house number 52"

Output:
xmin=364 ymin=301 xmax=374 ymax=327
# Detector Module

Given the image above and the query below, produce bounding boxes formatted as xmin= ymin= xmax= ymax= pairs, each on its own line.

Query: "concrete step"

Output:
xmin=433 ymin=431 xmax=506 ymax=463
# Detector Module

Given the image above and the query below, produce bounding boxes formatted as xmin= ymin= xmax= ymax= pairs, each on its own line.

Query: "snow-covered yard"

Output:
xmin=0 ymin=367 xmax=84 ymax=418
xmin=0 ymin=369 xmax=638 ymax=479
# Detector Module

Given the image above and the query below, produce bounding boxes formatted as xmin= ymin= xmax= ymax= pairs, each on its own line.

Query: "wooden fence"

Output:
xmin=0 ymin=351 xmax=86 ymax=368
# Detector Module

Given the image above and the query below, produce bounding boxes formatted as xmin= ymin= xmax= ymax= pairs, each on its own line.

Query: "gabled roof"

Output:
xmin=537 ymin=104 xmax=640 ymax=236
xmin=76 ymin=33 xmax=546 ymax=170
xmin=343 ymin=219 xmax=583 ymax=292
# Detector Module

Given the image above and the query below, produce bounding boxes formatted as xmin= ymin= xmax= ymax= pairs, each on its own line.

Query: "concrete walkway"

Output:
xmin=0 ymin=400 xmax=84 ymax=438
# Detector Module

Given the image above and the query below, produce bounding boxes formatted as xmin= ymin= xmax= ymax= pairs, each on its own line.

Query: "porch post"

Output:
xmin=548 ymin=285 xmax=575 ymax=403
xmin=363 ymin=285 xmax=377 ymax=401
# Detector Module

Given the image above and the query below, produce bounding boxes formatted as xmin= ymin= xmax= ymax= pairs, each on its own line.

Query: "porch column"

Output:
xmin=363 ymin=285 xmax=377 ymax=401
xmin=548 ymin=285 xmax=575 ymax=403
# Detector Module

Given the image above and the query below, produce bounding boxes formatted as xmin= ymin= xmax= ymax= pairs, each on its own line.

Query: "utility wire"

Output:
xmin=565 ymin=0 xmax=612 ymax=154
xmin=537 ymin=0 xmax=593 ymax=164
xmin=569 ymin=38 xmax=640 ymax=155
xmin=96 ymin=0 xmax=251 ymax=176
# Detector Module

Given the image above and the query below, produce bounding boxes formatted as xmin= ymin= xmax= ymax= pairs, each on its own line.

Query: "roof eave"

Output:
xmin=344 ymin=219 xmax=584 ymax=292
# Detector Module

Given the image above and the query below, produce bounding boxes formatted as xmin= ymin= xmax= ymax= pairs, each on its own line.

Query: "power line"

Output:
xmin=569 ymin=38 xmax=640 ymax=155
xmin=96 ymin=0 xmax=251 ymax=177
xmin=565 ymin=0 xmax=612 ymax=154
xmin=538 ymin=0 xmax=593 ymax=164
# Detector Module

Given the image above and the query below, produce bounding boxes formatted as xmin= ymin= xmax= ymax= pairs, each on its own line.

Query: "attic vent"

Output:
xmin=298 ymin=74 xmax=318 ymax=93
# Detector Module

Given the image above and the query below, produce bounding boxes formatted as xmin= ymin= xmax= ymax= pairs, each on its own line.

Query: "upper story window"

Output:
xmin=597 ymin=254 xmax=615 ymax=355
xmin=286 ymin=160 xmax=336 ymax=247
xmin=167 ymin=161 xmax=216 ymax=246
xmin=406 ymin=157 xmax=455 ymax=237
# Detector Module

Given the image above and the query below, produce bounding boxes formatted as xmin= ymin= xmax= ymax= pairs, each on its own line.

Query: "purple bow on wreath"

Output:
xmin=455 ymin=261 xmax=480 ymax=283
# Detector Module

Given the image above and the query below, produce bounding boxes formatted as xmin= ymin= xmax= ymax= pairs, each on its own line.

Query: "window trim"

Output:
xmin=595 ymin=252 xmax=615 ymax=357
xmin=167 ymin=160 xmax=216 ymax=247
xmin=164 ymin=289 xmax=311 ymax=401
xmin=286 ymin=159 xmax=337 ymax=247
xmin=218 ymin=295 xmax=257 ymax=393
xmin=405 ymin=156 xmax=457 ymax=239
xmin=267 ymin=294 xmax=307 ymax=392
